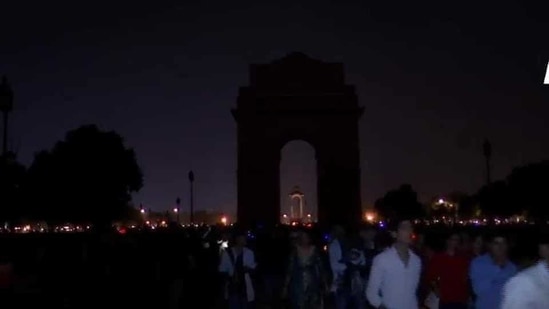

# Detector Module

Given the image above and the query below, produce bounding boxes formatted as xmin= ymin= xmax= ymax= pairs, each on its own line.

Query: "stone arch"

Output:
xmin=232 ymin=52 xmax=363 ymax=227
xmin=280 ymin=139 xmax=317 ymax=222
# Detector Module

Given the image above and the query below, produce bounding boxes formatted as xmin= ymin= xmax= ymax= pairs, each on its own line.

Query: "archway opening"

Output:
xmin=279 ymin=140 xmax=317 ymax=224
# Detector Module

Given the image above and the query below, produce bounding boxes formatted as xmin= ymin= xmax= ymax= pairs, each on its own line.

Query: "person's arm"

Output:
xmin=357 ymin=250 xmax=366 ymax=266
xmin=218 ymin=250 xmax=231 ymax=277
xmin=501 ymin=276 xmax=535 ymax=309
xmin=424 ymin=254 xmax=440 ymax=295
xmin=328 ymin=241 xmax=347 ymax=273
xmin=366 ymin=255 xmax=384 ymax=308
xmin=244 ymin=250 xmax=256 ymax=273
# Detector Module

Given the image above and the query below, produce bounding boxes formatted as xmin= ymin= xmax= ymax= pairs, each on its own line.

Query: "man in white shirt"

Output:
xmin=501 ymin=233 xmax=549 ymax=309
xmin=219 ymin=230 xmax=256 ymax=308
xmin=366 ymin=217 xmax=421 ymax=309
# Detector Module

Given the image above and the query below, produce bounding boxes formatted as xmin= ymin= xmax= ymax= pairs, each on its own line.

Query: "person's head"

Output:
xmin=359 ymin=225 xmax=377 ymax=242
xmin=472 ymin=234 xmax=485 ymax=255
xmin=445 ymin=232 xmax=461 ymax=253
xmin=289 ymin=231 xmax=300 ymax=247
xmin=221 ymin=232 xmax=231 ymax=241
xmin=388 ymin=217 xmax=414 ymax=245
xmin=232 ymin=230 xmax=247 ymax=248
xmin=460 ymin=232 xmax=471 ymax=245
xmin=487 ymin=233 xmax=509 ymax=260
xmin=331 ymin=225 xmax=345 ymax=239
xmin=537 ymin=233 xmax=549 ymax=262
xmin=297 ymin=230 xmax=312 ymax=247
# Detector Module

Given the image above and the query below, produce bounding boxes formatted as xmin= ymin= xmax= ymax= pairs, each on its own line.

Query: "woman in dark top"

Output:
xmin=283 ymin=230 xmax=328 ymax=309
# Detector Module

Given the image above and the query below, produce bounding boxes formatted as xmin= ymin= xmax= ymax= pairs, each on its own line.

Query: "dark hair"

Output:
xmin=231 ymin=226 xmax=247 ymax=239
xmin=486 ymin=231 xmax=507 ymax=243
xmin=387 ymin=216 xmax=413 ymax=232
xmin=359 ymin=223 xmax=377 ymax=232
xmin=443 ymin=230 xmax=461 ymax=241
xmin=537 ymin=232 xmax=549 ymax=246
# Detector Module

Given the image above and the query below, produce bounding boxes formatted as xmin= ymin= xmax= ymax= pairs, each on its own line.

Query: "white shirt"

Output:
xmin=501 ymin=261 xmax=549 ymax=309
xmin=218 ymin=247 xmax=256 ymax=302
xmin=366 ymin=246 xmax=421 ymax=309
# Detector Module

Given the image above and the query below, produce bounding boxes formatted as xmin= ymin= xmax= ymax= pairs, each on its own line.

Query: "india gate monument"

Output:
xmin=232 ymin=52 xmax=363 ymax=227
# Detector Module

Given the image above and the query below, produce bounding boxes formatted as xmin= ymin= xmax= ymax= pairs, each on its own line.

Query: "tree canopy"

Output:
xmin=23 ymin=125 xmax=143 ymax=225
xmin=476 ymin=180 xmax=514 ymax=218
xmin=0 ymin=152 xmax=26 ymax=223
xmin=474 ymin=160 xmax=549 ymax=219
xmin=507 ymin=160 xmax=549 ymax=220
xmin=375 ymin=184 xmax=425 ymax=220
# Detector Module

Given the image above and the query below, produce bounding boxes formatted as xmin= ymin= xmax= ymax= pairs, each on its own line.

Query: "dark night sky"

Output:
xmin=1 ymin=1 xmax=548 ymax=216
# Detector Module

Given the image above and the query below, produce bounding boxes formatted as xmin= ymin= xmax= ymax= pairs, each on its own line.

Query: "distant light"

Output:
xmin=140 ymin=209 xmax=145 ymax=214
xmin=282 ymin=214 xmax=288 ymax=218
xmin=438 ymin=199 xmax=444 ymax=204
xmin=365 ymin=212 xmax=375 ymax=222
xmin=173 ymin=208 xmax=178 ymax=213
xmin=220 ymin=216 xmax=228 ymax=225
xmin=307 ymin=214 xmax=311 ymax=218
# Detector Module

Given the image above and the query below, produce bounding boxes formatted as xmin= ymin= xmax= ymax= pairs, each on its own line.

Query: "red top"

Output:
xmin=425 ymin=252 xmax=470 ymax=303
xmin=0 ymin=264 xmax=13 ymax=289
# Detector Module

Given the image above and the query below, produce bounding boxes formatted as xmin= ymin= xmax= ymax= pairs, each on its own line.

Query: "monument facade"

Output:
xmin=232 ymin=52 xmax=363 ymax=227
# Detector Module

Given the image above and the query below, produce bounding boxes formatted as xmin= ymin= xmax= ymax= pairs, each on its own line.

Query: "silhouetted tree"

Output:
xmin=375 ymin=184 xmax=425 ymax=220
xmin=447 ymin=191 xmax=476 ymax=219
xmin=507 ymin=161 xmax=549 ymax=220
xmin=23 ymin=125 xmax=143 ymax=226
xmin=0 ymin=152 xmax=26 ymax=223
xmin=476 ymin=180 xmax=517 ymax=218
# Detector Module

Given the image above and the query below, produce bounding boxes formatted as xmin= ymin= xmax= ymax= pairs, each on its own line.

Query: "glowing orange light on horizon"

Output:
xmin=365 ymin=212 xmax=375 ymax=222
xmin=221 ymin=216 xmax=228 ymax=225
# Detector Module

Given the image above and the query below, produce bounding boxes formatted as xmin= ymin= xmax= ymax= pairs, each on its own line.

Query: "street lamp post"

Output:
xmin=483 ymin=139 xmax=492 ymax=185
xmin=188 ymin=171 xmax=195 ymax=224
xmin=0 ymin=77 xmax=14 ymax=157
xmin=175 ymin=197 xmax=181 ymax=224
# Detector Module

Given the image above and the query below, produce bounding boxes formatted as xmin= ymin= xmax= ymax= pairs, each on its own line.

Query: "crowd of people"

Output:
xmin=0 ymin=219 xmax=547 ymax=309
xmin=220 ymin=218 xmax=549 ymax=309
